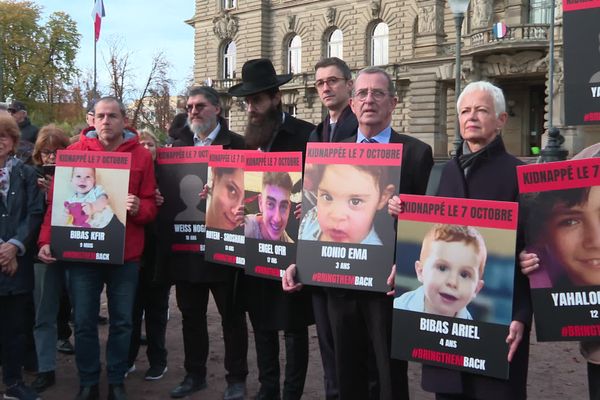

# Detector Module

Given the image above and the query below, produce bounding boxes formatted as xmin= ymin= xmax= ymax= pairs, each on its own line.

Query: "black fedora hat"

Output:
xmin=228 ymin=59 xmax=292 ymax=97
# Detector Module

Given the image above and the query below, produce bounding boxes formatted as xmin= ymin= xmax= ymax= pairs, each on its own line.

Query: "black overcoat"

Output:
xmin=245 ymin=113 xmax=316 ymax=330
xmin=422 ymin=136 xmax=532 ymax=400
xmin=168 ymin=118 xmax=246 ymax=283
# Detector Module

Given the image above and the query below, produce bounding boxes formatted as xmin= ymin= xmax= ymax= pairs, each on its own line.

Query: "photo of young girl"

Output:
xmin=523 ymin=185 xmax=600 ymax=288
xmin=298 ymin=163 xmax=395 ymax=245
xmin=205 ymin=166 xmax=244 ymax=231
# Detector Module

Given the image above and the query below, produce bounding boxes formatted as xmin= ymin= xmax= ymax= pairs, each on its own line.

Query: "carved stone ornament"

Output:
xmin=472 ymin=0 xmax=492 ymax=30
xmin=212 ymin=11 xmax=239 ymax=40
xmin=418 ymin=6 xmax=435 ymax=33
xmin=326 ymin=7 xmax=337 ymax=25
xmin=287 ymin=15 xmax=297 ymax=31
xmin=370 ymin=0 xmax=381 ymax=18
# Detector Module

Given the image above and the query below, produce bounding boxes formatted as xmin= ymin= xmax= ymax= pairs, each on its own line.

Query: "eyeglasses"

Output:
xmin=353 ymin=89 xmax=389 ymax=102
xmin=41 ymin=150 xmax=57 ymax=156
xmin=186 ymin=103 xmax=209 ymax=112
xmin=314 ymin=76 xmax=347 ymax=89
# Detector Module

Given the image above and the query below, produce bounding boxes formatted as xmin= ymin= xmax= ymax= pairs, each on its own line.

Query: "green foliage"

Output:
xmin=0 ymin=0 xmax=81 ymax=119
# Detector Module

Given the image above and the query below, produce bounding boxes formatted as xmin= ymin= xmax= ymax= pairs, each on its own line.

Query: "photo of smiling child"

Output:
xmin=299 ymin=163 xmax=395 ymax=245
xmin=63 ymin=167 xmax=115 ymax=229
xmin=393 ymin=224 xmax=486 ymax=319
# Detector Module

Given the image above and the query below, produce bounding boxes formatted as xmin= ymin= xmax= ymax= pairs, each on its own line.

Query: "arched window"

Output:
xmin=288 ymin=35 xmax=302 ymax=74
xmin=223 ymin=41 xmax=236 ymax=79
xmin=328 ymin=29 xmax=343 ymax=59
xmin=370 ymin=22 xmax=389 ymax=66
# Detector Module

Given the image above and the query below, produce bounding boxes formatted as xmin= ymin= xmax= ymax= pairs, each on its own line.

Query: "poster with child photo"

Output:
xmin=392 ymin=194 xmax=518 ymax=379
xmin=244 ymin=152 xmax=303 ymax=280
xmin=50 ymin=150 xmax=130 ymax=264
xmin=295 ymin=142 xmax=402 ymax=292
xmin=204 ymin=149 xmax=256 ymax=268
xmin=156 ymin=146 xmax=220 ymax=253
xmin=518 ymin=158 xmax=600 ymax=342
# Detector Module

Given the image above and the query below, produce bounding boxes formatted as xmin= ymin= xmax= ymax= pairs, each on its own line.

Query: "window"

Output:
xmin=223 ymin=41 xmax=236 ymax=79
xmin=288 ymin=35 xmax=302 ymax=74
xmin=529 ymin=0 xmax=552 ymax=24
xmin=223 ymin=0 xmax=236 ymax=10
xmin=286 ymin=105 xmax=297 ymax=117
xmin=371 ymin=22 xmax=389 ymax=66
xmin=328 ymin=29 xmax=343 ymax=59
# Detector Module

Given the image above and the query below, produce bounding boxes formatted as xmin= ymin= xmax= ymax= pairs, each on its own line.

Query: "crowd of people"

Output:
xmin=0 ymin=55 xmax=598 ymax=400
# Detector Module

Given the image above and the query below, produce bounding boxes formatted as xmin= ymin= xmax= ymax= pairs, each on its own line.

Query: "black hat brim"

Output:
xmin=228 ymin=74 xmax=293 ymax=97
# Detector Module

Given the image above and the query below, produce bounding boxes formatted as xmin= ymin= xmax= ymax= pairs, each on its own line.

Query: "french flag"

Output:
xmin=492 ymin=22 xmax=507 ymax=39
xmin=92 ymin=0 xmax=106 ymax=42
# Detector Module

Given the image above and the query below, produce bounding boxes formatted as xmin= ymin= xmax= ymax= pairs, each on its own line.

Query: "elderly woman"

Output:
xmin=424 ymin=81 xmax=530 ymax=399
xmin=388 ymin=81 xmax=531 ymax=399
xmin=30 ymin=125 xmax=73 ymax=393
xmin=0 ymin=115 xmax=45 ymax=399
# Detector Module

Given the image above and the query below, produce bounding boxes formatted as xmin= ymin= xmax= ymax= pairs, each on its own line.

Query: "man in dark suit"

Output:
xmin=310 ymin=57 xmax=358 ymax=400
xmin=229 ymin=59 xmax=315 ymax=400
xmin=284 ymin=67 xmax=433 ymax=400
xmin=169 ymin=86 xmax=248 ymax=400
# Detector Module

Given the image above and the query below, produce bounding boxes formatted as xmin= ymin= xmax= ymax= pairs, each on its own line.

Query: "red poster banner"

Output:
xmin=517 ymin=158 xmax=600 ymax=193
xmin=305 ymin=142 xmax=403 ymax=166
xmin=563 ymin=0 xmax=600 ymax=12
xmin=156 ymin=146 xmax=218 ymax=165
xmin=245 ymin=151 xmax=303 ymax=172
xmin=398 ymin=195 xmax=518 ymax=230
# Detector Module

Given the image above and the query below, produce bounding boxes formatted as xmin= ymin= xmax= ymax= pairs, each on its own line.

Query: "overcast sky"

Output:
xmin=34 ymin=0 xmax=196 ymax=100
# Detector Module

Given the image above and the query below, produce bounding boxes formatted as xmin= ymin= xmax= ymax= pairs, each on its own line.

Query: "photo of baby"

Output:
xmin=523 ymin=186 xmax=600 ymax=288
xmin=63 ymin=167 xmax=115 ymax=229
xmin=299 ymin=163 xmax=395 ymax=245
xmin=394 ymin=224 xmax=486 ymax=319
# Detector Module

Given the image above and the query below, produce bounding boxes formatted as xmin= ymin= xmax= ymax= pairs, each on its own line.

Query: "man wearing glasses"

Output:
xmin=286 ymin=67 xmax=433 ymax=399
xmin=169 ymin=87 xmax=249 ymax=400
xmin=310 ymin=57 xmax=357 ymax=143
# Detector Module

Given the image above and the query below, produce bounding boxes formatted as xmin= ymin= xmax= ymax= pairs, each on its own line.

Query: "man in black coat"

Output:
xmin=335 ymin=67 xmax=432 ymax=400
xmin=169 ymin=86 xmax=249 ymax=400
xmin=309 ymin=57 xmax=358 ymax=400
xmin=229 ymin=59 xmax=315 ymax=400
xmin=421 ymin=81 xmax=531 ymax=400
xmin=284 ymin=67 xmax=433 ymax=400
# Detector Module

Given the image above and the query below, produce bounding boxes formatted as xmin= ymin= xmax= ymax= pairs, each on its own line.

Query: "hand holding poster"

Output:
xmin=295 ymin=142 xmax=402 ymax=292
xmin=156 ymin=146 xmax=219 ymax=253
xmin=518 ymin=158 xmax=600 ymax=341
xmin=244 ymin=152 xmax=303 ymax=280
xmin=204 ymin=149 xmax=254 ymax=268
xmin=392 ymin=194 xmax=518 ymax=379
xmin=50 ymin=150 xmax=130 ymax=264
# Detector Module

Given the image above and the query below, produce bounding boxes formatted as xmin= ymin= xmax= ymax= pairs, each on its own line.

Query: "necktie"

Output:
xmin=361 ymin=138 xmax=378 ymax=143
xmin=329 ymin=122 xmax=336 ymax=142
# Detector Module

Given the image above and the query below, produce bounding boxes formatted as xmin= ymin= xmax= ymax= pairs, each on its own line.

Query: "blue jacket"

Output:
xmin=0 ymin=158 xmax=44 ymax=295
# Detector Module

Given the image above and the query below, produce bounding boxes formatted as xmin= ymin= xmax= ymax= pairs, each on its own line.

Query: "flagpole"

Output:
xmin=94 ymin=34 xmax=97 ymax=97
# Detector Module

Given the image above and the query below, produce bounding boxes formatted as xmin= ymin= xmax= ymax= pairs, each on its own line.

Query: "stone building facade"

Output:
xmin=187 ymin=0 xmax=600 ymax=157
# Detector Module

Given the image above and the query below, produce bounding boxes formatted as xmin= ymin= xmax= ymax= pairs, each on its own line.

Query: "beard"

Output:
xmin=188 ymin=116 xmax=214 ymax=138
xmin=244 ymin=105 xmax=282 ymax=149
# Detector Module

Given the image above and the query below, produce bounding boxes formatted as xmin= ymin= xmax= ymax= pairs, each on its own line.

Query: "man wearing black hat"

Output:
xmin=229 ymin=59 xmax=314 ymax=400
xmin=8 ymin=100 xmax=39 ymax=144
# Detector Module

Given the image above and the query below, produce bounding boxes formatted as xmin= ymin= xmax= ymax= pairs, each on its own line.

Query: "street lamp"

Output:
xmin=448 ymin=0 xmax=470 ymax=156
